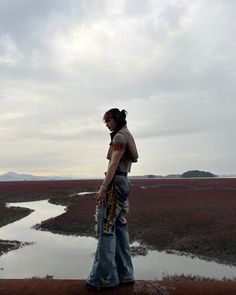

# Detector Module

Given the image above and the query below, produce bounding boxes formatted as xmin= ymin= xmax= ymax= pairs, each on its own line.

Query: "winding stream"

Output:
xmin=0 ymin=200 xmax=235 ymax=280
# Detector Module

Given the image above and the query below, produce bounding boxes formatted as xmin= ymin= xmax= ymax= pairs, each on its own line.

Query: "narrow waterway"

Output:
xmin=0 ymin=200 xmax=235 ymax=280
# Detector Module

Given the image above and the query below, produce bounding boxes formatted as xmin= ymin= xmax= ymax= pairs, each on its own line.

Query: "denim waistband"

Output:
xmin=115 ymin=171 xmax=127 ymax=177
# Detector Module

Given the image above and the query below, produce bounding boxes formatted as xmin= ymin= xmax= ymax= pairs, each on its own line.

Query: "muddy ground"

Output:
xmin=0 ymin=178 xmax=236 ymax=267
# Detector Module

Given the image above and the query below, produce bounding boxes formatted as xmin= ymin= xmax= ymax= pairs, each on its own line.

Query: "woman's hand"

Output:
xmin=96 ymin=189 xmax=107 ymax=207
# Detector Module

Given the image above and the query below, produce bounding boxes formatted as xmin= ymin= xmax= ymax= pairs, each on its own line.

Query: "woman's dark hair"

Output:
xmin=103 ymin=108 xmax=127 ymax=130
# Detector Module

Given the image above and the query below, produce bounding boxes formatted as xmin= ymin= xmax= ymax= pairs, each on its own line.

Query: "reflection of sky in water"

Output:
xmin=0 ymin=200 xmax=235 ymax=280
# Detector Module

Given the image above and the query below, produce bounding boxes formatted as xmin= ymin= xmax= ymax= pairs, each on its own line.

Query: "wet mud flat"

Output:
xmin=0 ymin=178 xmax=236 ymax=266
xmin=0 ymin=239 xmax=32 ymax=256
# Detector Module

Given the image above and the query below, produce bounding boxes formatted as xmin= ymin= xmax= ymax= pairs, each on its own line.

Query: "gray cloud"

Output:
xmin=0 ymin=0 xmax=235 ymax=176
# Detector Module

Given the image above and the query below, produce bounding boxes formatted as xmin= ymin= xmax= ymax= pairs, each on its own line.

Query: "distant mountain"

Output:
xmin=1 ymin=171 xmax=234 ymax=182
xmin=143 ymin=174 xmax=164 ymax=179
xmin=181 ymin=170 xmax=217 ymax=178
xmin=164 ymin=174 xmax=182 ymax=179
xmin=131 ymin=174 xmax=181 ymax=179
xmin=0 ymin=172 xmax=77 ymax=181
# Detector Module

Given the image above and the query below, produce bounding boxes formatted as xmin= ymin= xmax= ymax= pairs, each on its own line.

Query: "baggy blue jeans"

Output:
xmin=87 ymin=175 xmax=135 ymax=288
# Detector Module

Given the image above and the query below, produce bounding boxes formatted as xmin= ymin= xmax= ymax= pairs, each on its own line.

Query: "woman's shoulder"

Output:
xmin=113 ymin=132 xmax=126 ymax=143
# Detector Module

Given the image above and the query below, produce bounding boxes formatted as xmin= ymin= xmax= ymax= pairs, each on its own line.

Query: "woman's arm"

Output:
xmin=96 ymin=149 xmax=125 ymax=206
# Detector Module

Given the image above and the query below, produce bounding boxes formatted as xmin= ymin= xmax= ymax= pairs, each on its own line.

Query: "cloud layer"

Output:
xmin=0 ymin=0 xmax=235 ymax=176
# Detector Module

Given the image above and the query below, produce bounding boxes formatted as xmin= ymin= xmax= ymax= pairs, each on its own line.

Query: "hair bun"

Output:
xmin=120 ymin=109 xmax=127 ymax=118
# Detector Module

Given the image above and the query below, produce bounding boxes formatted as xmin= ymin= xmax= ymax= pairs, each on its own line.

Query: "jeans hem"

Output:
xmin=86 ymin=280 xmax=119 ymax=289
xmin=119 ymin=277 xmax=135 ymax=284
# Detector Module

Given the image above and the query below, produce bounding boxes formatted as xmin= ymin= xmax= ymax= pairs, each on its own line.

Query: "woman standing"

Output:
xmin=86 ymin=108 xmax=138 ymax=291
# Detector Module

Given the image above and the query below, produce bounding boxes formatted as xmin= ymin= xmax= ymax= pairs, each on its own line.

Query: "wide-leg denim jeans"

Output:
xmin=87 ymin=175 xmax=134 ymax=288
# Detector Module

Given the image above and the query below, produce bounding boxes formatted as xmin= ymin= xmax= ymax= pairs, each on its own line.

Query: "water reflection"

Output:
xmin=70 ymin=191 xmax=96 ymax=197
xmin=0 ymin=200 xmax=235 ymax=280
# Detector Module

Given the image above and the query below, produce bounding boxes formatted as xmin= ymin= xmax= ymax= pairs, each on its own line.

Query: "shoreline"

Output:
xmin=0 ymin=239 xmax=33 ymax=256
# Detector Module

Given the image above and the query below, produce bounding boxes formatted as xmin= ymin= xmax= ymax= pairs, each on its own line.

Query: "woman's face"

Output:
xmin=105 ymin=117 xmax=117 ymax=132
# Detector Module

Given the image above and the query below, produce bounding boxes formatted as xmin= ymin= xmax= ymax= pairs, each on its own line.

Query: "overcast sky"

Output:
xmin=0 ymin=0 xmax=235 ymax=177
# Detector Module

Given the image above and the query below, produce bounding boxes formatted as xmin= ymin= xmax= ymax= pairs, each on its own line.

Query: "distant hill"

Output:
xmin=1 ymin=171 xmax=233 ymax=182
xmin=164 ymin=174 xmax=182 ymax=179
xmin=181 ymin=170 xmax=217 ymax=178
xmin=0 ymin=172 xmax=77 ymax=181
xmin=0 ymin=172 xmax=40 ymax=181
xmin=131 ymin=174 xmax=181 ymax=179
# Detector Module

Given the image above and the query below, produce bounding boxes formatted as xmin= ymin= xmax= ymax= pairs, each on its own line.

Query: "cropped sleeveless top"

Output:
xmin=106 ymin=126 xmax=138 ymax=173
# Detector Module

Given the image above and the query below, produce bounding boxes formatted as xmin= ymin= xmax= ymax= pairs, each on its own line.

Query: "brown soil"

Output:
xmin=0 ymin=279 xmax=236 ymax=295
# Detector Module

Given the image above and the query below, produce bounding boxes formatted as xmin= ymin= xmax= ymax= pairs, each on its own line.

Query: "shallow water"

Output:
xmin=0 ymin=200 xmax=235 ymax=280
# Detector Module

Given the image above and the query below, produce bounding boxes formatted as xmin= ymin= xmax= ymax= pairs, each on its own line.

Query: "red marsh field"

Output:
xmin=0 ymin=178 xmax=236 ymax=265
